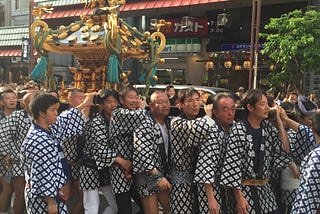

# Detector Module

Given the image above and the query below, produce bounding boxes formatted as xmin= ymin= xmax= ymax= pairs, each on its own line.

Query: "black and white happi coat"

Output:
xmin=80 ymin=114 xmax=116 ymax=191
xmin=20 ymin=108 xmax=87 ymax=213
xmin=133 ymin=113 xmax=171 ymax=197
xmin=0 ymin=110 xmax=9 ymax=176
xmin=2 ymin=109 xmax=32 ymax=177
xmin=220 ymin=119 xmax=291 ymax=214
xmin=291 ymin=145 xmax=320 ymax=214
xmin=194 ymin=118 xmax=229 ymax=214
xmin=109 ymin=108 xmax=147 ymax=194
xmin=292 ymin=124 xmax=317 ymax=167
xmin=60 ymin=107 xmax=86 ymax=179
xmin=169 ymin=115 xmax=214 ymax=214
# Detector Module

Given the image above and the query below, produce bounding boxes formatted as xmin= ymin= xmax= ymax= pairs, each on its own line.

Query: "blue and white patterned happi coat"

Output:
xmin=3 ymin=109 xmax=32 ymax=176
xmin=21 ymin=108 xmax=86 ymax=213
xmin=291 ymin=145 xmax=320 ymax=214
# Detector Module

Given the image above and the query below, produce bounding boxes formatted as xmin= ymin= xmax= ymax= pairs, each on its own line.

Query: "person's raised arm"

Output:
xmin=76 ymin=92 xmax=97 ymax=117
xmin=275 ymin=106 xmax=291 ymax=153
xmin=279 ymin=107 xmax=299 ymax=132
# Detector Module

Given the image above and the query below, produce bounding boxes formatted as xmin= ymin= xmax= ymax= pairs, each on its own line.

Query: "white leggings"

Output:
xmin=83 ymin=185 xmax=118 ymax=214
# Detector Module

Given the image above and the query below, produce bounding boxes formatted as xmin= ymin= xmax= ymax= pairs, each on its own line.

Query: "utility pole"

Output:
xmin=28 ymin=0 xmax=35 ymax=74
xmin=248 ymin=0 xmax=261 ymax=89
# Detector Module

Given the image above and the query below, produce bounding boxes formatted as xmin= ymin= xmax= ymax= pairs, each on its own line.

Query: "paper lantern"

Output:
xmin=243 ymin=61 xmax=250 ymax=69
xmin=224 ymin=61 xmax=232 ymax=69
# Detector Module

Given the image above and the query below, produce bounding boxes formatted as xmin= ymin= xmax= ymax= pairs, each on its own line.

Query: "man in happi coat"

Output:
xmin=280 ymin=95 xmax=318 ymax=213
xmin=60 ymin=88 xmax=86 ymax=213
xmin=220 ymin=89 xmax=291 ymax=214
xmin=133 ymin=90 xmax=172 ymax=214
xmin=80 ymin=89 xmax=131 ymax=214
xmin=0 ymin=88 xmax=17 ymax=213
xmin=195 ymin=92 xmax=237 ymax=214
xmin=290 ymin=110 xmax=320 ymax=214
xmin=20 ymin=92 xmax=93 ymax=213
xmin=1 ymin=92 xmax=35 ymax=213
xmin=169 ymin=87 xmax=216 ymax=214
xmin=109 ymin=85 xmax=147 ymax=214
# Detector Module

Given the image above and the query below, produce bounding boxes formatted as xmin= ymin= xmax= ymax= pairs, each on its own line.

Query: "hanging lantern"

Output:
xmin=234 ymin=65 xmax=242 ymax=71
xmin=206 ymin=61 xmax=214 ymax=70
xmin=224 ymin=61 xmax=232 ymax=69
xmin=243 ymin=61 xmax=250 ymax=69
xmin=269 ymin=64 xmax=276 ymax=71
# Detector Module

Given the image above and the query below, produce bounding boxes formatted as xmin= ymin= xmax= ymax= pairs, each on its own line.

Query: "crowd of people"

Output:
xmin=0 ymin=81 xmax=319 ymax=214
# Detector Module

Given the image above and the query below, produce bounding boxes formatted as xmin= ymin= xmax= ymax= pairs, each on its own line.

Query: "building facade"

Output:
xmin=1 ymin=0 xmax=318 ymax=92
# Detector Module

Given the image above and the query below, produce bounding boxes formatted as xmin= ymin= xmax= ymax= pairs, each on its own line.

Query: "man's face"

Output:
xmin=249 ymin=95 xmax=270 ymax=120
xmin=69 ymin=91 xmax=85 ymax=107
xmin=150 ymin=93 xmax=170 ymax=118
xmin=289 ymin=94 xmax=298 ymax=104
xmin=167 ymin=88 xmax=175 ymax=98
xmin=214 ymin=97 xmax=236 ymax=127
xmin=2 ymin=92 xmax=17 ymax=110
xmin=102 ymin=96 xmax=119 ymax=116
xmin=120 ymin=90 xmax=139 ymax=110
xmin=180 ymin=93 xmax=201 ymax=119
xmin=43 ymin=103 xmax=60 ymax=125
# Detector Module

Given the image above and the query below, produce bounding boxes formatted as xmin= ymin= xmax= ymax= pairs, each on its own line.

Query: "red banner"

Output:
xmin=163 ymin=18 xmax=208 ymax=36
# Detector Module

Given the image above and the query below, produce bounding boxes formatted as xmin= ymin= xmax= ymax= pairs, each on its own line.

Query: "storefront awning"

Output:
xmin=0 ymin=49 xmax=21 ymax=57
xmin=0 ymin=49 xmax=37 ymax=57
xmin=41 ymin=0 xmax=228 ymax=19
xmin=121 ymin=0 xmax=229 ymax=11
xmin=41 ymin=8 xmax=96 ymax=19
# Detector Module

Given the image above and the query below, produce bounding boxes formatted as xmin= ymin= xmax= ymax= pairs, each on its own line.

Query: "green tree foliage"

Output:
xmin=260 ymin=9 xmax=320 ymax=88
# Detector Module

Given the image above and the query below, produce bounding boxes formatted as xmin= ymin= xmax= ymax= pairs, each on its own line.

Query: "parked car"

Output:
xmin=134 ymin=84 xmax=231 ymax=98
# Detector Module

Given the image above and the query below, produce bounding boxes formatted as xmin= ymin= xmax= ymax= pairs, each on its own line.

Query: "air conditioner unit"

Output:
xmin=11 ymin=57 xmax=20 ymax=63
xmin=217 ymin=13 xmax=232 ymax=27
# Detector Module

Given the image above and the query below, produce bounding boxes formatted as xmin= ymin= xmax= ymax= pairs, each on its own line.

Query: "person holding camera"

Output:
xmin=279 ymin=95 xmax=318 ymax=213
xmin=220 ymin=89 xmax=291 ymax=214
xmin=20 ymin=92 xmax=94 ymax=214
xmin=80 ymin=89 xmax=132 ymax=214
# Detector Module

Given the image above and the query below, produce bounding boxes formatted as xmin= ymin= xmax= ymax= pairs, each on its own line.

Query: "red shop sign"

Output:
xmin=163 ymin=18 xmax=208 ymax=36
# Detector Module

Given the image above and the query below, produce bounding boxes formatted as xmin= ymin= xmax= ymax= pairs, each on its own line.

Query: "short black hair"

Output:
xmin=165 ymin=85 xmax=175 ymax=92
xmin=98 ymin=89 xmax=119 ymax=105
xmin=177 ymin=87 xmax=199 ymax=103
xmin=68 ymin=88 xmax=84 ymax=99
xmin=118 ymin=85 xmax=138 ymax=98
xmin=211 ymin=92 xmax=234 ymax=109
xmin=30 ymin=92 xmax=59 ymax=120
xmin=242 ymin=89 xmax=265 ymax=112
